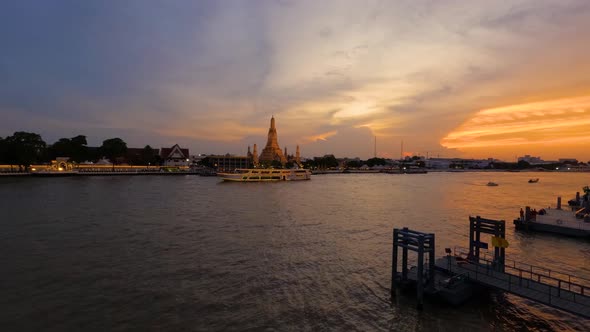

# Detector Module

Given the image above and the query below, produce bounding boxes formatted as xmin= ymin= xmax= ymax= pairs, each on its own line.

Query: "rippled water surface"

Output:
xmin=1 ymin=172 xmax=590 ymax=331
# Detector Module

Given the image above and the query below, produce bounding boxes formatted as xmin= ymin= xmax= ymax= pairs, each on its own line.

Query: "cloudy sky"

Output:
xmin=1 ymin=0 xmax=590 ymax=161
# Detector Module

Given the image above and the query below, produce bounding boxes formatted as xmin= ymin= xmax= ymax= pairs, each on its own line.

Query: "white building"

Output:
xmin=160 ymin=144 xmax=190 ymax=166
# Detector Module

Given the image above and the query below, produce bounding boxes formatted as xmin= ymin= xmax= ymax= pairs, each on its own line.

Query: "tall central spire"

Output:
xmin=259 ymin=116 xmax=286 ymax=164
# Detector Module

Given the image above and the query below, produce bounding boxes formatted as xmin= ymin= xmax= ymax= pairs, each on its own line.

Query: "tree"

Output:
xmin=48 ymin=135 xmax=88 ymax=162
xmin=346 ymin=160 xmax=362 ymax=168
xmin=49 ymin=138 xmax=73 ymax=159
xmin=0 ymin=137 xmax=6 ymax=164
xmin=366 ymin=157 xmax=387 ymax=167
xmin=3 ymin=132 xmax=47 ymax=171
xmin=140 ymin=145 xmax=155 ymax=165
xmin=313 ymin=154 xmax=338 ymax=169
xmin=100 ymin=138 xmax=127 ymax=171
xmin=70 ymin=135 xmax=88 ymax=162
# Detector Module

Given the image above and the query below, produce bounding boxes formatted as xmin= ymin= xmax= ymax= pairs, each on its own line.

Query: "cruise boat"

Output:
xmin=217 ymin=169 xmax=311 ymax=182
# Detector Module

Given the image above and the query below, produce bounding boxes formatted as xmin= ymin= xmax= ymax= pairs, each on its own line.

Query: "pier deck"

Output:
xmin=434 ymin=249 xmax=590 ymax=318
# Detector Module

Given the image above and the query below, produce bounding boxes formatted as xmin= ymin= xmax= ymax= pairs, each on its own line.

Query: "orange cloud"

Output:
xmin=303 ymin=130 xmax=338 ymax=142
xmin=441 ymin=96 xmax=590 ymax=153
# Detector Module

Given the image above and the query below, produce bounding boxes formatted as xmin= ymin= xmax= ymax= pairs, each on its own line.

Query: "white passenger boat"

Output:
xmin=218 ymin=168 xmax=311 ymax=182
xmin=514 ymin=188 xmax=590 ymax=237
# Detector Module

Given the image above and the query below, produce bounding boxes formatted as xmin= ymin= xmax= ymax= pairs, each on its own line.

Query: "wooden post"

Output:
xmin=402 ymin=228 xmax=408 ymax=281
xmin=499 ymin=220 xmax=506 ymax=273
xmin=392 ymin=229 xmax=398 ymax=299
xmin=416 ymin=235 xmax=424 ymax=310
xmin=429 ymin=234 xmax=435 ymax=290
xmin=475 ymin=216 xmax=481 ymax=262
xmin=469 ymin=217 xmax=474 ymax=258
xmin=557 ymin=197 xmax=562 ymax=210
xmin=494 ymin=224 xmax=500 ymax=272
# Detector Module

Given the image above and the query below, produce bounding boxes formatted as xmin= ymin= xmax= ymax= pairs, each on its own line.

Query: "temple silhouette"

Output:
xmin=259 ymin=116 xmax=287 ymax=164
xmin=249 ymin=116 xmax=301 ymax=167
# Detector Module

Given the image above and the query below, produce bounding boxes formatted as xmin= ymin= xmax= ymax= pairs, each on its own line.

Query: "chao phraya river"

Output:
xmin=1 ymin=172 xmax=590 ymax=331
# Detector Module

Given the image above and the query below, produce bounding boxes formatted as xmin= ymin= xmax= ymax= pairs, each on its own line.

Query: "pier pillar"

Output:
xmin=417 ymin=235 xmax=424 ymax=310
xmin=475 ymin=217 xmax=481 ymax=262
xmin=468 ymin=219 xmax=474 ymax=258
xmin=391 ymin=229 xmax=398 ymax=299
xmin=428 ymin=234 xmax=435 ymax=290
xmin=391 ymin=228 xmax=436 ymax=309
xmin=557 ymin=197 xmax=562 ymax=210
xmin=468 ymin=216 xmax=506 ymax=273
xmin=402 ymin=227 xmax=408 ymax=280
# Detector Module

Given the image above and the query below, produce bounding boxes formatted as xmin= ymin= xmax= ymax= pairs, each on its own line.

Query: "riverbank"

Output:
xmin=1 ymin=168 xmax=586 ymax=177
xmin=0 ymin=171 xmax=202 ymax=177
xmin=311 ymin=169 xmax=589 ymax=174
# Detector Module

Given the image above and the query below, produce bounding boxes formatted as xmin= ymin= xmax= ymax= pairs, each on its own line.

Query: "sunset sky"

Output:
xmin=1 ymin=1 xmax=590 ymax=161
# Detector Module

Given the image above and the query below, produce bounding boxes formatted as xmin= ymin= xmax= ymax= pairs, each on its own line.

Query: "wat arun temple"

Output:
xmin=248 ymin=116 xmax=301 ymax=167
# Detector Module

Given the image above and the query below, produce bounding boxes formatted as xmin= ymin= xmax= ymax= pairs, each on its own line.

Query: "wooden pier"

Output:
xmin=392 ymin=216 xmax=590 ymax=319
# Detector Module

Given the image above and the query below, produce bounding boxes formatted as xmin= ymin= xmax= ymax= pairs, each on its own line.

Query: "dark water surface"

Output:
xmin=1 ymin=172 xmax=590 ymax=331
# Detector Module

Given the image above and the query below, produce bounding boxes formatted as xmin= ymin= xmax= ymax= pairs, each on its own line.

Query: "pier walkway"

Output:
xmin=436 ymin=247 xmax=590 ymax=318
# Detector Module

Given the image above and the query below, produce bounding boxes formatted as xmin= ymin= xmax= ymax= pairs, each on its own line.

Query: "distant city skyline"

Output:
xmin=1 ymin=1 xmax=590 ymax=161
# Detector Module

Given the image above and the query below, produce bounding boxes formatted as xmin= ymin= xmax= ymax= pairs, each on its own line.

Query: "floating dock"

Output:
xmin=514 ymin=190 xmax=590 ymax=237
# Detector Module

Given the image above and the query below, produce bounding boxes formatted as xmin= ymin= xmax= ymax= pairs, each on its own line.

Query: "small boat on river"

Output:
xmin=528 ymin=178 xmax=539 ymax=183
xmin=487 ymin=182 xmax=498 ymax=186
xmin=218 ymin=168 xmax=311 ymax=182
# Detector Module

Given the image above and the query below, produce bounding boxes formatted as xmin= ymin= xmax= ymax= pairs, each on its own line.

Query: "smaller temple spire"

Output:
xmin=252 ymin=144 xmax=259 ymax=165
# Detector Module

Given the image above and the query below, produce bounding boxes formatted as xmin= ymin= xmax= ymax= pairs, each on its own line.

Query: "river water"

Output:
xmin=1 ymin=172 xmax=589 ymax=331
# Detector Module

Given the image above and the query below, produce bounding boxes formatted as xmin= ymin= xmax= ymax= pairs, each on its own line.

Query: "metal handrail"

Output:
xmin=453 ymin=246 xmax=590 ymax=301
xmin=453 ymin=255 xmax=570 ymax=305
xmin=453 ymin=246 xmax=590 ymax=285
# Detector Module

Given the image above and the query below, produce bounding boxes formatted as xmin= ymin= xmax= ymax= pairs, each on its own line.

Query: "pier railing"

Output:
xmin=452 ymin=246 xmax=590 ymax=305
